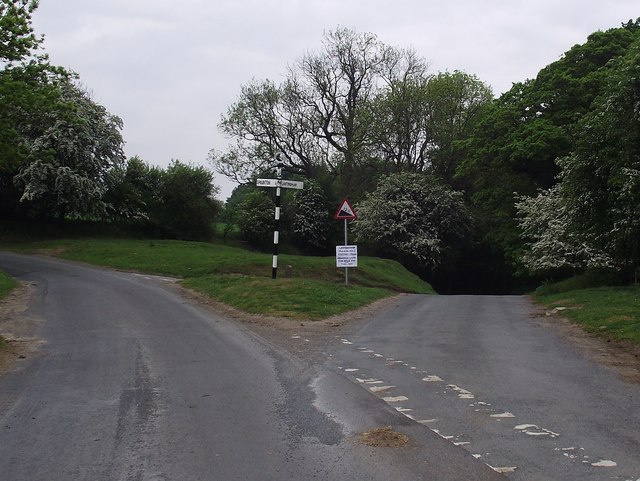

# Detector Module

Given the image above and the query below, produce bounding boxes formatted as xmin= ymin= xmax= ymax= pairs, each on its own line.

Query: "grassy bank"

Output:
xmin=0 ymin=237 xmax=433 ymax=320
xmin=534 ymin=285 xmax=640 ymax=344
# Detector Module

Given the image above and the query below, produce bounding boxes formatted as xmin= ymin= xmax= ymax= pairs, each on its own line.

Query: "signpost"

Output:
xmin=334 ymin=198 xmax=358 ymax=286
xmin=256 ymin=165 xmax=304 ymax=279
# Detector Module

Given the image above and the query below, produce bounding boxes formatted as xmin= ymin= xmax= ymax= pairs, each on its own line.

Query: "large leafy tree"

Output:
xmin=212 ymin=27 xmax=426 ymax=193
xmin=368 ymin=70 xmax=492 ymax=183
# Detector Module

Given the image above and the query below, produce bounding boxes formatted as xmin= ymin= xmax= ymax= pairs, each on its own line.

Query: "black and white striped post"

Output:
xmin=271 ymin=163 xmax=283 ymax=279
xmin=256 ymin=162 xmax=304 ymax=279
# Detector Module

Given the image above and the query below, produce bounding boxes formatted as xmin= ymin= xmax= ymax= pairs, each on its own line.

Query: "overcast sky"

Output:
xmin=31 ymin=0 xmax=639 ymax=200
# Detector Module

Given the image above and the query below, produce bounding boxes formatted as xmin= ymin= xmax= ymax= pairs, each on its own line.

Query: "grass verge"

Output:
xmin=0 ymin=237 xmax=433 ymax=320
xmin=184 ymin=275 xmax=390 ymax=320
xmin=0 ymin=270 xmax=17 ymax=301
xmin=534 ymin=285 xmax=640 ymax=344
xmin=0 ymin=269 xmax=18 ymax=349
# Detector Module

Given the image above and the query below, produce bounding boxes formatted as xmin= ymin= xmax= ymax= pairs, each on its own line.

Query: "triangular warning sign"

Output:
xmin=334 ymin=198 xmax=357 ymax=220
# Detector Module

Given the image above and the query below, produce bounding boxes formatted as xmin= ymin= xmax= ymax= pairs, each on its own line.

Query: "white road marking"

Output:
xmin=489 ymin=466 xmax=517 ymax=474
xmin=491 ymin=412 xmax=515 ymax=418
xmin=422 ymin=375 xmax=444 ymax=382
xmin=383 ymin=396 xmax=409 ymax=403
xmin=417 ymin=419 xmax=438 ymax=424
xmin=514 ymin=424 xmax=559 ymax=438
xmin=445 ymin=383 xmax=475 ymax=399
xmin=591 ymin=460 xmax=617 ymax=467
xmin=431 ymin=429 xmax=454 ymax=440
xmin=344 ymin=368 xmax=359 ymax=372
xmin=369 ymin=385 xmax=395 ymax=393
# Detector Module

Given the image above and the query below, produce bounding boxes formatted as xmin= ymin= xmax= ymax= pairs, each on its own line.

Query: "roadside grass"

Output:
xmin=0 ymin=270 xmax=17 ymax=300
xmin=0 ymin=237 xmax=433 ymax=320
xmin=0 ymin=270 xmax=18 ymax=349
xmin=534 ymin=285 xmax=640 ymax=344
xmin=184 ymin=275 xmax=390 ymax=320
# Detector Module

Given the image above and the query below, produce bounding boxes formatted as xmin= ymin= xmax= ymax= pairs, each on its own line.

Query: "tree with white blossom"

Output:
xmin=353 ymin=172 xmax=470 ymax=269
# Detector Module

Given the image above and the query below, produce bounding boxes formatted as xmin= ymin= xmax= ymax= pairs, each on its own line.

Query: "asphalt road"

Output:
xmin=0 ymin=253 xmax=504 ymax=481
xmin=329 ymin=294 xmax=640 ymax=481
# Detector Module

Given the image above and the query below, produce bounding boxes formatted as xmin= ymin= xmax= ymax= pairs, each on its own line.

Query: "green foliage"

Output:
xmin=155 ymin=161 xmax=220 ymax=240
xmin=104 ymin=156 xmax=160 ymax=221
xmin=517 ymin=28 xmax=640 ymax=279
xmin=236 ymin=190 xmax=275 ymax=248
xmin=353 ymin=172 xmax=471 ymax=269
xmin=0 ymin=0 xmax=42 ymax=63
xmin=458 ymin=20 xmax=640 ymax=285
xmin=556 ymin=37 xmax=640 ymax=277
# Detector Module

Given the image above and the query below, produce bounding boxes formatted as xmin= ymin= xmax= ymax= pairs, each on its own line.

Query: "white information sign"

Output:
xmin=336 ymin=245 xmax=358 ymax=268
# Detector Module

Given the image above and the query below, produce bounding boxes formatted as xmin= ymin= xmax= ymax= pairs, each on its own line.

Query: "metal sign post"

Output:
xmin=256 ymin=165 xmax=304 ymax=279
xmin=334 ymin=198 xmax=358 ymax=286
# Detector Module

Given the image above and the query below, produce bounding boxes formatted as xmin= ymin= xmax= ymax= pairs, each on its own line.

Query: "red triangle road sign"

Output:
xmin=334 ymin=197 xmax=357 ymax=220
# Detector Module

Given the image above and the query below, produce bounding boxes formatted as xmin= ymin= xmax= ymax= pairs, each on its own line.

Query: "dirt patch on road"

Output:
xmin=357 ymin=426 xmax=410 ymax=447
xmin=0 ymin=282 xmax=43 ymax=376
xmin=534 ymin=304 xmax=640 ymax=384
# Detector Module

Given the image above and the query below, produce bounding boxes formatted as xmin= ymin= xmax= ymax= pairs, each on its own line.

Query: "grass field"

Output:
xmin=0 ymin=237 xmax=433 ymax=320
xmin=535 ymin=285 xmax=640 ymax=344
